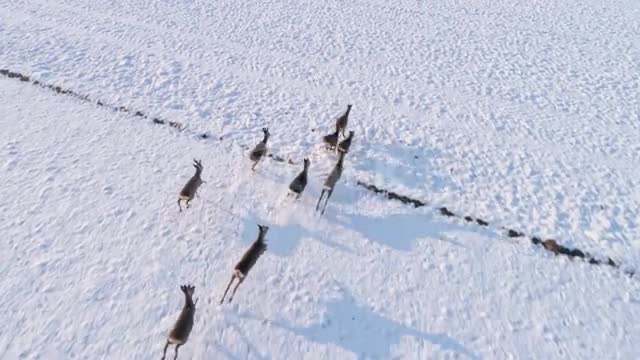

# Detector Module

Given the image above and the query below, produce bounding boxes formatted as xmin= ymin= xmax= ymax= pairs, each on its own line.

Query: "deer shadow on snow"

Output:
xmin=239 ymin=208 xmax=354 ymax=258
xmin=236 ymin=287 xmax=479 ymax=359
xmin=329 ymin=206 xmax=492 ymax=252
xmin=350 ymin=142 xmax=453 ymax=194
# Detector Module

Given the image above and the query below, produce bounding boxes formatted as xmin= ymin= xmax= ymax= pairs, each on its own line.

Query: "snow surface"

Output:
xmin=1 ymin=0 xmax=640 ymax=358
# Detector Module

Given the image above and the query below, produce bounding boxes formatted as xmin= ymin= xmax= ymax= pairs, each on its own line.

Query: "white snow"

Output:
xmin=1 ymin=0 xmax=640 ymax=358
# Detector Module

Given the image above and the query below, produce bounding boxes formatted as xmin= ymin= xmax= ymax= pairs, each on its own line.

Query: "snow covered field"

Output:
xmin=1 ymin=0 xmax=640 ymax=358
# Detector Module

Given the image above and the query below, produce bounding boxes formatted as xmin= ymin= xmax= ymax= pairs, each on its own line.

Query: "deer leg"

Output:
xmin=173 ymin=344 xmax=181 ymax=360
xmin=178 ymin=199 xmax=183 ymax=212
xmin=321 ymin=189 xmax=334 ymax=216
xmin=161 ymin=341 xmax=169 ymax=360
xmin=219 ymin=275 xmax=235 ymax=304
xmin=228 ymin=277 xmax=244 ymax=303
xmin=316 ymin=190 xmax=326 ymax=211
xmin=185 ymin=199 xmax=191 ymax=209
xmin=251 ymin=161 xmax=258 ymax=171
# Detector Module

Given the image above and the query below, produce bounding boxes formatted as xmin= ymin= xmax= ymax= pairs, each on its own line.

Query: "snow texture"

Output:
xmin=1 ymin=0 xmax=640 ymax=359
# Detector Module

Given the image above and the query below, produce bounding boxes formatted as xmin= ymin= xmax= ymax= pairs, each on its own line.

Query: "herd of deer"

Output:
xmin=162 ymin=105 xmax=354 ymax=360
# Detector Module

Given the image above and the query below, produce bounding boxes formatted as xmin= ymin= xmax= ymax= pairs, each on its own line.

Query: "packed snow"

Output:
xmin=1 ymin=0 xmax=639 ymax=358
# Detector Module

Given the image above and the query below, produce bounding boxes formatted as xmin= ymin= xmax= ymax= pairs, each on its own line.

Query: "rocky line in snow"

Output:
xmin=357 ymin=181 xmax=636 ymax=278
xmin=2 ymin=67 xmax=634 ymax=279
xmin=0 ymin=69 xmax=291 ymax=164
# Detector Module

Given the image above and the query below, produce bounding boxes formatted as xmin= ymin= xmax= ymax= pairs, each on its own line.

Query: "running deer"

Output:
xmin=323 ymin=128 xmax=340 ymax=150
xmin=335 ymin=104 xmax=352 ymax=137
xmin=288 ymin=158 xmax=310 ymax=199
xmin=249 ymin=128 xmax=270 ymax=170
xmin=337 ymin=130 xmax=354 ymax=154
xmin=178 ymin=159 xmax=203 ymax=212
xmin=219 ymin=224 xmax=268 ymax=304
xmin=161 ymin=285 xmax=197 ymax=360
xmin=316 ymin=152 xmax=345 ymax=215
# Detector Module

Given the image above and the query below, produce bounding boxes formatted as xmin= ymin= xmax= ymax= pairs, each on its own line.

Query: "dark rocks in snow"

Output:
xmin=569 ymin=248 xmax=585 ymax=258
xmin=507 ymin=229 xmax=524 ymax=238
xmin=0 ymin=68 xmax=186 ymax=133
xmin=1 ymin=69 xmax=31 ymax=82
xmin=356 ymin=181 xmax=425 ymax=208
xmin=534 ymin=238 xmax=620 ymax=271
xmin=439 ymin=207 xmax=455 ymax=217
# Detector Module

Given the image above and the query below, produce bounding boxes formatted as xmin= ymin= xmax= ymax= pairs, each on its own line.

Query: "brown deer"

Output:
xmin=161 ymin=285 xmax=197 ymax=360
xmin=288 ymin=158 xmax=310 ymax=199
xmin=220 ymin=225 xmax=268 ymax=304
xmin=335 ymin=104 xmax=352 ymax=137
xmin=249 ymin=128 xmax=270 ymax=170
xmin=178 ymin=160 xmax=203 ymax=212
xmin=337 ymin=130 xmax=355 ymax=154
xmin=316 ymin=152 xmax=345 ymax=215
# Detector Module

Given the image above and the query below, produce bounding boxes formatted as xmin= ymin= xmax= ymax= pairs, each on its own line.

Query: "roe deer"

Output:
xmin=288 ymin=158 xmax=310 ymax=199
xmin=323 ymin=129 xmax=340 ymax=150
xmin=249 ymin=128 xmax=270 ymax=171
xmin=220 ymin=225 xmax=268 ymax=304
xmin=161 ymin=285 xmax=197 ymax=360
xmin=316 ymin=152 xmax=345 ymax=215
xmin=337 ymin=131 xmax=354 ymax=154
xmin=178 ymin=160 xmax=203 ymax=212
xmin=335 ymin=104 xmax=352 ymax=137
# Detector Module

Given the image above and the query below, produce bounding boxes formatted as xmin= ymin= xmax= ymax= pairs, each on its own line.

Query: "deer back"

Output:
xmin=169 ymin=286 xmax=196 ymax=343
xmin=180 ymin=173 xmax=202 ymax=198
xmin=235 ymin=237 xmax=267 ymax=276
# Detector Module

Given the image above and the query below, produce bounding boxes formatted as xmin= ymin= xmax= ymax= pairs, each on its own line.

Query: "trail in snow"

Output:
xmin=1 ymin=0 xmax=640 ymax=358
